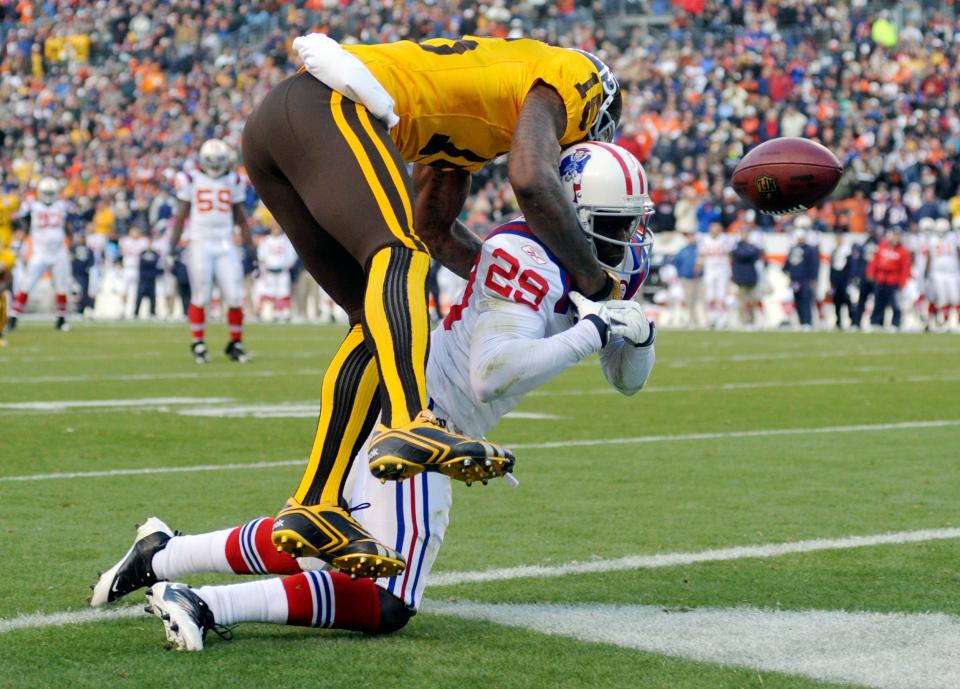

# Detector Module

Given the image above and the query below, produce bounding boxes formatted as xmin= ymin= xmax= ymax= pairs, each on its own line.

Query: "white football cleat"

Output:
xmin=145 ymin=582 xmax=225 ymax=651
xmin=90 ymin=517 xmax=173 ymax=606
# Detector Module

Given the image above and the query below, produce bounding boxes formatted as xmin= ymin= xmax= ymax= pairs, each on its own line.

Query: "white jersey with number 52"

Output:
xmin=175 ymin=169 xmax=246 ymax=243
xmin=25 ymin=200 xmax=68 ymax=254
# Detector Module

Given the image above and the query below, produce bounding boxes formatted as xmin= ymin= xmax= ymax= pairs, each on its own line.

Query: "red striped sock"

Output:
xmin=188 ymin=304 xmax=205 ymax=342
xmin=282 ymin=571 xmax=381 ymax=632
xmin=55 ymin=294 xmax=67 ymax=316
xmin=10 ymin=291 xmax=27 ymax=316
xmin=224 ymin=518 xmax=300 ymax=575
xmin=227 ymin=306 xmax=243 ymax=342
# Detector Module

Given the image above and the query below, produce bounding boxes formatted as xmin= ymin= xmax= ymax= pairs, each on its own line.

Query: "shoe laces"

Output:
xmin=344 ymin=502 xmax=371 ymax=516
xmin=209 ymin=623 xmax=234 ymax=641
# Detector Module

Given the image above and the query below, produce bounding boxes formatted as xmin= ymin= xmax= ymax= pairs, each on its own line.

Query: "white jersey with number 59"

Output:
xmin=175 ymin=169 xmax=246 ymax=243
xmin=24 ymin=200 xmax=68 ymax=254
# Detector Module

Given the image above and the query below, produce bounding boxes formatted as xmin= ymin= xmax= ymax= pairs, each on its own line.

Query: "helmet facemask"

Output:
xmin=577 ymin=203 xmax=654 ymax=278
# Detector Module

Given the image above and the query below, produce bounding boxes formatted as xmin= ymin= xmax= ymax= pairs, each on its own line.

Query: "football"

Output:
xmin=731 ymin=137 xmax=843 ymax=215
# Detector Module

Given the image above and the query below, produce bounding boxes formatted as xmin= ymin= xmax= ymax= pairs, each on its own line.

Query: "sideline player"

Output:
xmin=256 ymin=223 xmax=297 ymax=321
xmin=242 ymin=34 xmax=625 ymax=577
xmin=0 ymin=241 xmax=14 ymax=346
xmin=927 ymin=218 xmax=960 ymax=331
xmin=698 ymin=221 xmax=734 ymax=328
xmin=92 ymin=143 xmax=656 ymax=650
xmin=6 ymin=178 xmax=72 ymax=332
xmin=171 ymin=139 xmax=254 ymax=363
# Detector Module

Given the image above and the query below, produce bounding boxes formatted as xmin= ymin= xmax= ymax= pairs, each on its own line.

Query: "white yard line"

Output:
xmin=3 ymin=419 xmax=957 ymax=482
xmin=527 ymin=372 xmax=960 ymax=397
xmin=3 ymin=526 xmax=960 ymax=643
xmin=0 ymin=397 xmax=232 ymax=411
xmin=427 ymin=602 xmax=960 ymax=689
xmin=0 ymin=368 xmax=326 ymax=384
xmin=427 ymin=527 xmax=960 ymax=586
xmin=174 ymin=403 xmax=561 ymax=421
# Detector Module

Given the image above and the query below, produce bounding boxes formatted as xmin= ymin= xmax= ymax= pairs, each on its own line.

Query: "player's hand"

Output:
xmin=570 ymin=291 xmax=650 ymax=347
xmin=605 ymin=299 xmax=652 ymax=346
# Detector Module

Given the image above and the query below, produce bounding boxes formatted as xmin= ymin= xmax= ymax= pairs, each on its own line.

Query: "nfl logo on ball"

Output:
xmin=754 ymin=174 xmax=778 ymax=199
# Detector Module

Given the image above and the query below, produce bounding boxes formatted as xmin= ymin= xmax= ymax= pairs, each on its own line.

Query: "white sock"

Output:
xmin=195 ymin=579 xmax=288 ymax=626
xmin=153 ymin=529 xmax=232 ymax=580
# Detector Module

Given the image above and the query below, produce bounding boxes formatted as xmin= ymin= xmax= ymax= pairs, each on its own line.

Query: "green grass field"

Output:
xmin=1 ymin=321 xmax=959 ymax=689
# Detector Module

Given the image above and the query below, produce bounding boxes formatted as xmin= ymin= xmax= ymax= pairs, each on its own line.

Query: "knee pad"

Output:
xmin=377 ymin=588 xmax=415 ymax=634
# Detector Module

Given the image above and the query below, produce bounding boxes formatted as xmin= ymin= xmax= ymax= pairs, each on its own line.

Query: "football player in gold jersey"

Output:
xmin=0 ymin=245 xmax=14 ymax=347
xmin=0 ymin=186 xmax=20 ymax=250
xmin=242 ymin=35 xmax=622 ymax=579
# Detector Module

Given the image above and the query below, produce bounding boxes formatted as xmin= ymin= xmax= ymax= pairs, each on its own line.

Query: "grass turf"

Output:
xmin=1 ymin=321 xmax=957 ymax=688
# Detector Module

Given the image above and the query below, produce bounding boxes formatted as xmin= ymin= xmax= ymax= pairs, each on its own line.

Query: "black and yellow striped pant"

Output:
xmin=242 ymin=73 xmax=432 ymax=505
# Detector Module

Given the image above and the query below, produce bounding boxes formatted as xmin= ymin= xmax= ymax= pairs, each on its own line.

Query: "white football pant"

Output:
xmin=261 ymin=270 xmax=291 ymax=301
xmin=187 ymin=239 xmax=243 ymax=308
xmin=931 ymin=273 xmax=960 ymax=308
xmin=19 ymin=248 xmax=70 ymax=294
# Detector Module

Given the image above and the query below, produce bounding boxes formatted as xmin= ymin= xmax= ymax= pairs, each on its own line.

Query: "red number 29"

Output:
xmin=483 ymin=248 xmax=549 ymax=311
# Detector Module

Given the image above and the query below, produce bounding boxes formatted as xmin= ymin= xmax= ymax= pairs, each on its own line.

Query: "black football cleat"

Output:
xmin=272 ymin=498 xmax=405 ymax=579
xmin=191 ymin=340 xmax=210 ymax=364
xmin=91 ymin=517 xmax=173 ymax=606
xmin=54 ymin=316 xmax=70 ymax=331
xmin=5 ymin=315 xmax=16 ymax=333
xmin=225 ymin=340 xmax=250 ymax=363
xmin=145 ymin=582 xmax=230 ymax=651
xmin=368 ymin=410 xmax=515 ymax=486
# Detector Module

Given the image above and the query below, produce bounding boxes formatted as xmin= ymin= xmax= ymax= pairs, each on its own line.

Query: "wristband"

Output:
xmin=582 ymin=314 xmax=609 ymax=347
xmin=633 ymin=321 xmax=656 ymax=348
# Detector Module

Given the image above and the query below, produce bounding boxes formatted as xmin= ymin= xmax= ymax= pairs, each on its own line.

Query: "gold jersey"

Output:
xmin=0 ymin=194 xmax=20 ymax=248
xmin=344 ymin=37 xmax=608 ymax=172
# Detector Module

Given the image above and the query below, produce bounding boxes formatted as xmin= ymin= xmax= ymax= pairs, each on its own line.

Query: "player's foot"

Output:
xmin=145 ymin=582 xmax=229 ymax=651
xmin=5 ymin=315 xmax=16 ymax=333
xmin=90 ymin=517 xmax=174 ymax=606
xmin=368 ymin=410 xmax=515 ymax=486
xmin=272 ymin=498 xmax=405 ymax=579
xmin=225 ymin=340 xmax=249 ymax=363
xmin=191 ymin=340 xmax=210 ymax=364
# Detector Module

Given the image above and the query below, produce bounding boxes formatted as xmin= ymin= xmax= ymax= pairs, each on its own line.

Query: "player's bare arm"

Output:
xmin=412 ymin=164 xmax=482 ymax=279
xmin=232 ymin=203 xmax=253 ymax=247
xmin=170 ymin=200 xmax=190 ymax=249
xmin=510 ymin=85 xmax=607 ymax=296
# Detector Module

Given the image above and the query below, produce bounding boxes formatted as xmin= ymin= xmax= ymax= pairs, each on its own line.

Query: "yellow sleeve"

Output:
xmin=529 ymin=52 xmax=606 ymax=146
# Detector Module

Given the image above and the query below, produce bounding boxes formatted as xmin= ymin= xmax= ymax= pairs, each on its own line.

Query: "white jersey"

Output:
xmin=928 ymin=233 xmax=960 ymax=275
xmin=258 ymin=234 xmax=297 ymax=271
xmin=119 ymin=235 xmax=150 ymax=271
xmin=698 ymin=233 xmax=734 ymax=274
xmin=175 ymin=168 xmax=246 ymax=243
xmin=427 ymin=219 xmax=651 ymax=438
xmin=24 ymin=200 xmax=68 ymax=254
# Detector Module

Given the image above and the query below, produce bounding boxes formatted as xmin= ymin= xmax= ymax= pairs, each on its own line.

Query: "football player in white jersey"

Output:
xmin=5 ymin=177 xmax=72 ymax=332
xmin=257 ymin=223 xmax=298 ymax=321
xmin=118 ymin=227 xmax=150 ymax=318
xmin=91 ymin=142 xmax=658 ymax=650
xmin=171 ymin=139 xmax=253 ymax=363
xmin=697 ymin=221 xmax=734 ymax=328
xmin=927 ymin=218 xmax=960 ymax=330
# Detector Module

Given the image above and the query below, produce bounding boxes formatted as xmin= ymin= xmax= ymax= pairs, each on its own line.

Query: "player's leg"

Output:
xmin=7 ymin=253 xmax=49 ymax=330
xmin=213 ymin=244 xmax=248 ymax=362
xmin=186 ymin=242 xmax=213 ymax=363
xmin=244 ymin=117 xmax=406 ymax=578
xmin=248 ymin=75 xmax=513 ymax=486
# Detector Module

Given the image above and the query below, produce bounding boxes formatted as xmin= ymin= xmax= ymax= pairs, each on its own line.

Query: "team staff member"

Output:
xmin=242 ymin=35 xmax=624 ymax=579
xmin=868 ymin=228 xmax=911 ymax=330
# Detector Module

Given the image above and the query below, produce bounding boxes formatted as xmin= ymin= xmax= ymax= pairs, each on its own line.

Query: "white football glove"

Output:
xmin=569 ymin=291 xmax=652 ymax=347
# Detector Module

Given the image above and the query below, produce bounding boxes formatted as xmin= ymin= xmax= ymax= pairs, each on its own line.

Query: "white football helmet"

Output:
xmin=198 ymin=139 xmax=233 ymax=178
xmin=559 ymin=141 xmax=654 ymax=277
xmin=934 ymin=218 xmax=951 ymax=234
xmin=918 ymin=217 xmax=936 ymax=234
xmin=37 ymin=177 xmax=59 ymax=204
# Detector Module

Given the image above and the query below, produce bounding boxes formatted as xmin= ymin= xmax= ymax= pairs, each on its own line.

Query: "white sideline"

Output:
xmin=2 ymin=419 xmax=958 ymax=482
xmin=0 ymin=397 xmax=232 ymax=411
xmin=2 ymin=526 xmax=959 ymax=637
xmin=0 ymin=368 xmax=326 ymax=384
xmin=427 ymin=602 xmax=960 ymax=689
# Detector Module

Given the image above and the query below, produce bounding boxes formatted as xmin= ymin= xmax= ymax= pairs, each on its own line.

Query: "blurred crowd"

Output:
xmin=2 ymin=0 xmax=960 ymax=327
